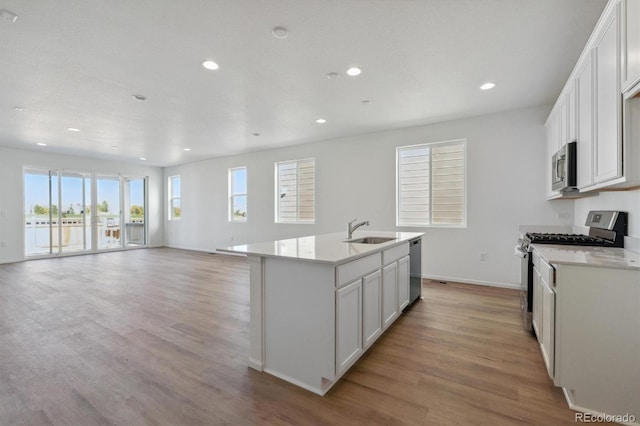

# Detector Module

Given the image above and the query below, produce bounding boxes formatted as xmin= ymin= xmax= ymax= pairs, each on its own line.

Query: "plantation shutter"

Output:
xmin=398 ymin=146 xmax=430 ymax=226
xmin=277 ymin=158 xmax=315 ymax=223
xmin=397 ymin=140 xmax=465 ymax=226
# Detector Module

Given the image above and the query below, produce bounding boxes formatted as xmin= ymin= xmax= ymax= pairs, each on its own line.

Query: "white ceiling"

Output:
xmin=0 ymin=0 xmax=607 ymax=167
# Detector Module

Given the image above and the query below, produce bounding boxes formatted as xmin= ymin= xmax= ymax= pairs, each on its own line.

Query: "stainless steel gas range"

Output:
xmin=515 ymin=210 xmax=628 ymax=332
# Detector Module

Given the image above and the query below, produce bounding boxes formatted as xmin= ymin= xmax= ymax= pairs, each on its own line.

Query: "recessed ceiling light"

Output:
xmin=480 ymin=82 xmax=496 ymax=90
xmin=183 ymin=148 xmax=191 ymax=151
xmin=132 ymin=94 xmax=147 ymax=101
xmin=253 ymin=133 xmax=260 ymax=137
xmin=0 ymin=9 xmax=18 ymax=23
xmin=346 ymin=67 xmax=362 ymax=77
xmin=111 ymin=145 xmax=119 ymax=149
xmin=316 ymin=118 xmax=326 ymax=124
xmin=36 ymin=142 xmax=47 ymax=146
xmin=272 ymin=27 xmax=289 ymax=39
xmin=361 ymin=100 xmax=372 ymax=105
xmin=326 ymin=72 xmax=341 ymax=79
xmin=202 ymin=60 xmax=219 ymax=70
xmin=139 ymin=157 xmax=147 ymax=161
xmin=67 ymin=127 xmax=80 ymax=132
xmin=13 ymin=106 xmax=23 ymax=112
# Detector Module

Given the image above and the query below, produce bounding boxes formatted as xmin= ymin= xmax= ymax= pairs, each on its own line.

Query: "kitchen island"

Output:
xmin=218 ymin=231 xmax=423 ymax=395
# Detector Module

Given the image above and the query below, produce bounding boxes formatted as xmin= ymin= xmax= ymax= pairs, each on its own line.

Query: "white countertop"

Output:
xmin=217 ymin=231 xmax=424 ymax=264
xmin=532 ymin=244 xmax=640 ymax=271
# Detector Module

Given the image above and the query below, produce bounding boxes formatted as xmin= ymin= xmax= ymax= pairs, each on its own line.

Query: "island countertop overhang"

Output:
xmin=217 ymin=230 xmax=424 ymax=265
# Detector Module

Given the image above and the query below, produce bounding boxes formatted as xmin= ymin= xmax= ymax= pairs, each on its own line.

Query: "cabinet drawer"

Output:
xmin=539 ymin=257 xmax=554 ymax=286
xmin=382 ymin=243 xmax=409 ymax=266
xmin=336 ymin=253 xmax=381 ymax=288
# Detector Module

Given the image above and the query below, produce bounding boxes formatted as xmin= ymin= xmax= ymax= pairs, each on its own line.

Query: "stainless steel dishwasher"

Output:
xmin=408 ymin=237 xmax=422 ymax=307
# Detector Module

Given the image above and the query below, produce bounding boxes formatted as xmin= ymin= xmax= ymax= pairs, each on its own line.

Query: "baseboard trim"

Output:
xmin=423 ymin=274 xmax=519 ymax=290
xmin=0 ymin=257 xmax=24 ymax=265
xmin=562 ymin=387 xmax=639 ymax=425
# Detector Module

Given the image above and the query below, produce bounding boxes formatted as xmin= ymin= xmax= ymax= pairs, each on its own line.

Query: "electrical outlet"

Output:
xmin=557 ymin=212 xmax=571 ymax=219
xmin=0 ymin=210 xmax=6 ymax=218
xmin=0 ymin=241 xmax=7 ymax=247
xmin=479 ymin=253 xmax=488 ymax=261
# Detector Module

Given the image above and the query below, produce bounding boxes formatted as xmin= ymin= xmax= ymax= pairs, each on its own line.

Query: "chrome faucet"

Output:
xmin=348 ymin=218 xmax=369 ymax=239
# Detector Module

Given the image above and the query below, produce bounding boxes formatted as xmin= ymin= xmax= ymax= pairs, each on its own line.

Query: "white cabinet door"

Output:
xmin=567 ymin=84 xmax=577 ymax=143
xmin=362 ymin=270 xmax=382 ymax=349
xmin=560 ymin=97 xmax=568 ymax=146
xmin=336 ymin=279 xmax=363 ymax=375
xmin=382 ymin=262 xmax=398 ymax=330
xmin=541 ymin=276 xmax=556 ymax=380
xmin=546 ymin=111 xmax=561 ymax=198
xmin=397 ymin=256 xmax=410 ymax=311
xmin=623 ymin=0 xmax=640 ymax=91
xmin=532 ymin=266 xmax=542 ymax=341
xmin=577 ymin=54 xmax=595 ymax=189
xmin=594 ymin=3 xmax=622 ymax=183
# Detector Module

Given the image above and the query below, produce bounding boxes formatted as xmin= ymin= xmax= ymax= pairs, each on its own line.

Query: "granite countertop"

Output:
xmin=532 ymin=244 xmax=640 ymax=271
xmin=217 ymin=231 xmax=424 ymax=265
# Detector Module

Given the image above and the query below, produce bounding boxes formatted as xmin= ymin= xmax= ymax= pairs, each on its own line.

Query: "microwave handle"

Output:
xmin=556 ymin=154 xmax=565 ymax=181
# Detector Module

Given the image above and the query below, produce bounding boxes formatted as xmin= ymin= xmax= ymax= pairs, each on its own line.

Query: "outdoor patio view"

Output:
xmin=24 ymin=170 xmax=146 ymax=256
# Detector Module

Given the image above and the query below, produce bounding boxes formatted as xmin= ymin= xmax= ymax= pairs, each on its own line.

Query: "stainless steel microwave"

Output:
xmin=551 ymin=141 xmax=577 ymax=191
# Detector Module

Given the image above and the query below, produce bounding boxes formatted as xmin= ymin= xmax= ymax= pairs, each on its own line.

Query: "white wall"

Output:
xmin=165 ymin=105 xmax=574 ymax=288
xmin=0 ymin=146 xmax=164 ymax=263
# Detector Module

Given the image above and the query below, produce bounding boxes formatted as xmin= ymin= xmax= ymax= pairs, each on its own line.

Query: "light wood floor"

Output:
xmin=0 ymin=248 xmax=580 ymax=425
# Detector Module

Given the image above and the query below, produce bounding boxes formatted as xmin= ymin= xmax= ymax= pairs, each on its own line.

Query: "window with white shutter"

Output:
xmin=275 ymin=158 xmax=315 ymax=224
xmin=396 ymin=140 xmax=466 ymax=227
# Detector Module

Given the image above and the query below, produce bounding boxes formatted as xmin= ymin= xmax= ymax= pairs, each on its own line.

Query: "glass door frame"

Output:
xmin=123 ymin=176 xmax=149 ymax=248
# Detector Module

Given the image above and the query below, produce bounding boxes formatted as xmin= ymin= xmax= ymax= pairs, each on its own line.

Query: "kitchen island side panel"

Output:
xmin=263 ymin=257 xmax=336 ymax=394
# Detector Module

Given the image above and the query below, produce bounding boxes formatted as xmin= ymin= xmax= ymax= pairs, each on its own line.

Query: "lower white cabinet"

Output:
xmin=397 ymin=255 xmax=410 ymax=311
xmin=382 ymin=262 xmax=399 ymax=330
xmin=540 ymin=276 xmax=555 ymax=378
xmin=532 ymin=252 xmax=556 ymax=380
xmin=336 ymin=279 xmax=363 ymax=375
xmin=532 ymin=266 xmax=542 ymax=337
xmin=362 ymin=270 xmax=382 ymax=349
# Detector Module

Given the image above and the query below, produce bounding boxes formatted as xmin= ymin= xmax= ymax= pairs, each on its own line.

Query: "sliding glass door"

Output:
xmin=124 ymin=177 xmax=146 ymax=246
xmin=24 ymin=170 xmax=53 ymax=256
xmin=24 ymin=170 xmax=91 ymax=256
xmin=24 ymin=170 xmax=147 ymax=256
xmin=60 ymin=172 xmax=91 ymax=253
xmin=96 ymin=176 xmax=122 ymax=250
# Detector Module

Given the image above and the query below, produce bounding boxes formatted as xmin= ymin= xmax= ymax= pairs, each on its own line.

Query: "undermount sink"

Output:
xmin=344 ymin=237 xmax=396 ymax=244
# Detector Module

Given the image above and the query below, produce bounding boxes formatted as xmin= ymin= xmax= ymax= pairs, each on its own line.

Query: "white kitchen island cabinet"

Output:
xmin=218 ymin=231 xmax=423 ymax=396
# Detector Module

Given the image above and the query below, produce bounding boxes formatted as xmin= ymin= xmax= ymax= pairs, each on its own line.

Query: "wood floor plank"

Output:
xmin=0 ymin=248 xmax=587 ymax=425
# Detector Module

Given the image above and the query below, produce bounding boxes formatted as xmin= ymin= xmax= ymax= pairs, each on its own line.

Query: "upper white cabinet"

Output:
xmin=593 ymin=2 xmax=622 ymax=184
xmin=545 ymin=107 xmax=562 ymax=198
xmin=567 ymin=84 xmax=577 ymax=143
xmin=546 ymin=0 xmax=640 ymax=194
xmin=576 ymin=55 xmax=594 ymax=189
xmin=622 ymin=0 xmax=640 ymax=91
